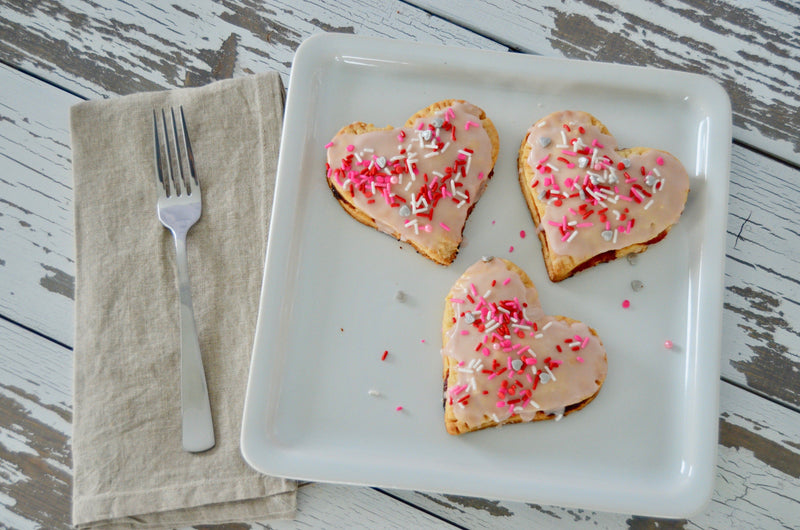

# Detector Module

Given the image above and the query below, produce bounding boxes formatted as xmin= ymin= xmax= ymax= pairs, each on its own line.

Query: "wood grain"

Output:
xmin=408 ymin=0 xmax=800 ymax=165
xmin=0 ymin=0 xmax=506 ymax=98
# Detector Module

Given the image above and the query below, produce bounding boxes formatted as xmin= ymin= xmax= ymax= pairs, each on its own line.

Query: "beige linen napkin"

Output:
xmin=70 ymin=72 xmax=296 ymax=529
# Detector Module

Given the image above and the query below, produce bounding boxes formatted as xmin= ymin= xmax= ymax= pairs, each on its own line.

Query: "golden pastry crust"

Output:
xmin=517 ymin=112 xmax=688 ymax=282
xmin=327 ymin=100 xmax=499 ymax=266
xmin=441 ymin=258 xmax=607 ymax=435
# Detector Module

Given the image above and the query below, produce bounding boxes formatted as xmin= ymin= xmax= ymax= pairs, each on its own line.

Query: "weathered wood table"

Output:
xmin=1 ymin=1 xmax=798 ymax=528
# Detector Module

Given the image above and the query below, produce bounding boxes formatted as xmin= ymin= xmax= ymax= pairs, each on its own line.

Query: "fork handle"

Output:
xmin=173 ymin=231 xmax=216 ymax=453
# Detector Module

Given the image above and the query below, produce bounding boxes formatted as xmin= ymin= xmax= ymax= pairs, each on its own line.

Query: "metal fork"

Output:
xmin=153 ymin=107 xmax=215 ymax=453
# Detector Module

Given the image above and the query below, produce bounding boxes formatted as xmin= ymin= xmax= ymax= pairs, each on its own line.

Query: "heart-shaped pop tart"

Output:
xmin=441 ymin=257 xmax=607 ymax=435
xmin=326 ymin=100 xmax=499 ymax=265
xmin=518 ymin=110 xmax=690 ymax=282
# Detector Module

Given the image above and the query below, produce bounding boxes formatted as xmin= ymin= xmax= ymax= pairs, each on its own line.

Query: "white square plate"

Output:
xmin=242 ymin=33 xmax=731 ymax=517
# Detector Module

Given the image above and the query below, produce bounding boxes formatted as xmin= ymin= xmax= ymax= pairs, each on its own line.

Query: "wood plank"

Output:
xmin=385 ymin=380 xmax=800 ymax=528
xmin=0 ymin=0 xmax=507 ymax=98
xmin=408 ymin=0 xmax=800 ymax=165
xmin=0 ymin=63 xmax=76 ymax=346
xmin=722 ymin=147 xmax=800 ymax=409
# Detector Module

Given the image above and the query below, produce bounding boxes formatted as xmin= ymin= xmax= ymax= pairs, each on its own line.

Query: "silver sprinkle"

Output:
xmin=539 ymin=136 xmax=551 ymax=147
xmin=621 ymin=158 xmax=631 ymax=168
xmin=578 ymin=157 xmax=589 ymax=168
xmin=481 ymin=255 xmax=495 ymax=262
xmin=631 ymin=280 xmax=644 ymax=292
xmin=432 ymin=117 xmax=444 ymax=128
xmin=421 ymin=129 xmax=433 ymax=141
xmin=463 ymin=313 xmax=475 ymax=324
xmin=627 ymin=254 xmax=639 ymax=266
xmin=511 ymin=359 xmax=523 ymax=371
xmin=538 ymin=372 xmax=551 ymax=384
xmin=399 ymin=205 xmax=411 ymax=217
xmin=376 ymin=156 xmax=387 ymax=169
xmin=601 ymin=230 xmax=614 ymax=241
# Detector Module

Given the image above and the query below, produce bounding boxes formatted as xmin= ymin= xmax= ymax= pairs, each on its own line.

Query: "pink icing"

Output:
xmin=524 ymin=110 xmax=690 ymax=263
xmin=326 ymin=102 xmax=493 ymax=252
xmin=442 ymin=258 xmax=608 ymax=429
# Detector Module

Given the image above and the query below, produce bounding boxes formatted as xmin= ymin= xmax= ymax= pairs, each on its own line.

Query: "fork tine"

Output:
xmin=153 ymin=110 xmax=168 ymax=196
xmin=169 ymin=107 xmax=189 ymax=194
xmin=161 ymin=108 xmax=180 ymax=196
xmin=178 ymin=106 xmax=200 ymax=191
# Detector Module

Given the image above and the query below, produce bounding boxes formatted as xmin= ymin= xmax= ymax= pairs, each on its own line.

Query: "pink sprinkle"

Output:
xmin=664 ymin=340 xmax=674 ymax=349
xmin=396 ymin=406 xmax=403 ymax=411
xmin=543 ymin=177 xmax=553 ymax=187
xmin=520 ymin=230 xmax=526 ymax=238
xmin=450 ymin=298 xmax=465 ymax=304
xmin=591 ymin=139 xmax=604 ymax=148
xmin=397 ymin=133 xmax=404 ymax=142
xmin=502 ymin=277 xmax=511 ymax=286
xmin=509 ymin=245 xmax=515 ymax=252
xmin=576 ymin=356 xmax=584 ymax=363
xmin=656 ymin=156 xmax=665 ymax=166
xmin=561 ymin=149 xmax=577 ymax=156
xmin=581 ymin=336 xmax=590 ymax=348
xmin=538 ymin=154 xmax=551 ymax=164
xmin=346 ymin=144 xmax=354 ymax=152
xmin=324 ymin=141 xmax=334 ymax=149
xmin=622 ymin=299 xmax=631 ymax=309
xmin=464 ymin=120 xmax=479 ymax=130
xmin=496 ymin=401 xmax=505 ymax=408
xmin=478 ymin=172 xmax=485 ymax=180
xmin=460 ymin=330 xmax=470 ymax=336
xmin=421 ymin=339 xmax=426 ymax=343
xmin=482 ymin=348 xmax=491 ymax=356
xmin=491 ymin=220 xmax=495 ymax=225
xmin=440 ymin=222 xmax=451 ymax=231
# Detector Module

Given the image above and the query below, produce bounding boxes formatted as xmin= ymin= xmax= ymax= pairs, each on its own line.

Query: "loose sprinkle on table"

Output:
xmin=622 ymin=299 xmax=631 ymax=309
xmin=520 ymin=230 xmax=526 ymax=238
xmin=381 ymin=350 xmax=388 ymax=361
xmin=664 ymin=340 xmax=674 ymax=349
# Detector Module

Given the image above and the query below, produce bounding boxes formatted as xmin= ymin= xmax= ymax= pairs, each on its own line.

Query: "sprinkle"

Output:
xmin=539 ymin=136 xmax=551 ymax=147
xmin=368 ymin=389 xmax=381 ymax=397
xmin=509 ymin=245 xmax=515 ymax=252
xmin=346 ymin=144 xmax=354 ymax=152
xmin=520 ymin=230 xmax=526 ymax=238
xmin=381 ymin=350 xmax=388 ymax=361
xmin=576 ymin=356 xmax=584 ymax=363
xmin=503 ymin=277 xmax=511 ymax=286
xmin=622 ymin=299 xmax=631 ymax=309
xmin=644 ymin=199 xmax=654 ymax=210
xmin=464 ymin=120 xmax=479 ymax=130
xmin=656 ymin=156 xmax=665 ymax=165
xmin=396 ymin=406 xmax=403 ymax=411
xmin=440 ymin=222 xmax=451 ymax=231
xmin=324 ymin=141 xmax=334 ymax=149
xmin=664 ymin=340 xmax=674 ymax=349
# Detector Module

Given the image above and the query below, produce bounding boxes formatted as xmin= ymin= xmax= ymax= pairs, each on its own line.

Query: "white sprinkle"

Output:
xmin=483 ymin=289 xmax=492 ymax=298
xmin=546 ymin=163 xmax=560 ymax=172
xmin=368 ymin=389 xmax=381 ymax=397
xmin=440 ymin=141 xmax=451 ymax=153
xmin=567 ymin=230 xmax=578 ymax=243
xmin=560 ymin=130 xmax=568 ymax=145
xmin=404 ymin=181 xmax=413 ymax=192
xmin=644 ymin=199 xmax=654 ymax=210
xmin=613 ymin=229 xmax=618 ymax=244
xmin=424 ymin=150 xmax=440 ymax=158
xmin=456 ymin=200 xmax=467 ymax=209
xmin=542 ymin=321 xmax=554 ymax=330
xmin=534 ymin=333 xmax=544 ymax=339
xmin=554 ymin=413 xmax=564 ymax=422
xmin=528 ymin=400 xmax=541 ymax=409
xmin=652 ymin=167 xmax=661 ymax=177
xmin=432 ymin=171 xmax=444 ymax=178
xmin=536 ymin=121 xmax=546 ymax=128
xmin=354 ymin=152 xmax=362 ymax=163
xmin=544 ymin=365 xmax=557 ymax=382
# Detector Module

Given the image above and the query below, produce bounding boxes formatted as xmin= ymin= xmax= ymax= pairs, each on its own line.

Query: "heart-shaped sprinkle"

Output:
xmin=518 ymin=110 xmax=690 ymax=281
xmin=442 ymin=258 xmax=608 ymax=435
xmin=326 ymin=101 xmax=498 ymax=265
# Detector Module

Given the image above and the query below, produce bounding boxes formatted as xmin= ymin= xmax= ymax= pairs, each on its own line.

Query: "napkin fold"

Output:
xmin=70 ymin=72 xmax=296 ymax=529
